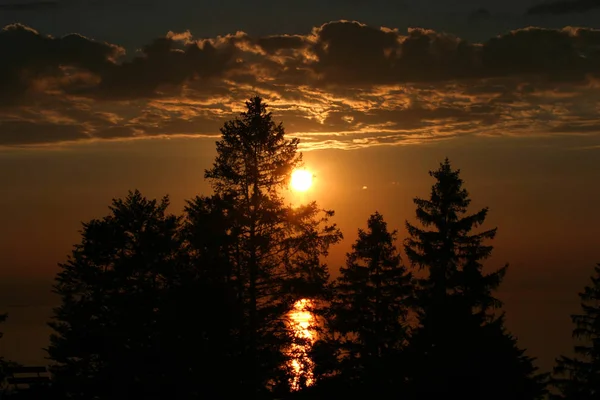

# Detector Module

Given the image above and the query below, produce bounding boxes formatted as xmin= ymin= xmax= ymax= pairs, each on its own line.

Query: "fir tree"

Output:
xmin=553 ymin=263 xmax=600 ymax=399
xmin=183 ymin=194 xmax=236 ymax=284
xmin=0 ymin=313 xmax=10 ymax=382
xmin=203 ymin=97 xmax=341 ymax=395
xmin=404 ymin=158 xmax=503 ymax=321
xmin=0 ymin=315 xmax=23 ymax=395
xmin=404 ymin=158 xmax=547 ymax=400
xmin=330 ymin=212 xmax=413 ymax=393
xmin=47 ymin=191 xmax=185 ymax=400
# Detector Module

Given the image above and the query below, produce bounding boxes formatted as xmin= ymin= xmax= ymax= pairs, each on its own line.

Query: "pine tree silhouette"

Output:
xmin=404 ymin=158 xmax=547 ymax=400
xmin=330 ymin=212 xmax=413 ymax=395
xmin=203 ymin=97 xmax=341 ymax=396
xmin=47 ymin=191 xmax=184 ymax=400
xmin=553 ymin=263 xmax=600 ymax=399
xmin=0 ymin=313 xmax=11 ymax=382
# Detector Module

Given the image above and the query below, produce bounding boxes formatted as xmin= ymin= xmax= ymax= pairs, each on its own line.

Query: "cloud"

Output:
xmin=0 ymin=120 xmax=87 ymax=145
xmin=96 ymin=35 xmax=239 ymax=99
xmin=0 ymin=24 xmax=123 ymax=105
xmin=1 ymin=21 xmax=600 ymax=149
xmin=4 ymin=21 xmax=600 ymax=99
xmin=257 ymin=35 xmax=307 ymax=54
xmin=526 ymin=0 xmax=600 ymax=15
xmin=307 ymin=22 xmax=600 ymax=85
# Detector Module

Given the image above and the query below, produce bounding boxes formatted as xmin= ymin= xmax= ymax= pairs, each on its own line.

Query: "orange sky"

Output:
xmin=1 ymin=134 xmax=599 ymax=372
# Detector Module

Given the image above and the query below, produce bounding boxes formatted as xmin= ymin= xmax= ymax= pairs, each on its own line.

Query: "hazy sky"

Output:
xmin=1 ymin=0 xmax=600 ymax=372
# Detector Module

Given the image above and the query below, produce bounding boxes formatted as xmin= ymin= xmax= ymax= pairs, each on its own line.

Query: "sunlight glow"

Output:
xmin=290 ymin=169 xmax=313 ymax=192
xmin=288 ymin=299 xmax=316 ymax=390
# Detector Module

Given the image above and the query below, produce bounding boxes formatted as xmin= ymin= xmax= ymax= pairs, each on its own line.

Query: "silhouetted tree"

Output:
xmin=183 ymin=194 xmax=237 ymax=286
xmin=553 ymin=263 xmax=600 ymax=399
xmin=0 ymin=313 xmax=9 ymax=382
xmin=0 ymin=313 xmax=6 ymax=347
xmin=179 ymin=193 xmax=249 ymax=397
xmin=47 ymin=190 xmax=185 ymax=400
xmin=404 ymin=158 xmax=547 ymax=400
xmin=202 ymin=97 xmax=341 ymax=395
xmin=0 ymin=316 xmax=27 ymax=398
xmin=326 ymin=212 xmax=412 ymax=393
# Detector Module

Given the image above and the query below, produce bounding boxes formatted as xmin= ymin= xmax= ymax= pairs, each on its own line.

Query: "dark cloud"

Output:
xmin=133 ymin=113 xmax=227 ymax=137
xmin=228 ymin=21 xmax=600 ymax=88
xmin=1 ymin=21 xmax=600 ymax=148
xmin=0 ymin=23 xmax=242 ymax=103
xmin=0 ymin=120 xmax=87 ymax=145
xmin=256 ymin=35 xmax=307 ymax=53
xmin=310 ymin=21 xmax=401 ymax=84
xmin=3 ymin=21 xmax=600 ymax=101
xmin=324 ymin=105 xmax=497 ymax=131
xmin=303 ymin=21 xmax=600 ymax=85
xmin=0 ymin=24 xmax=123 ymax=105
xmin=526 ymin=0 xmax=600 ymax=15
xmin=97 ymin=36 xmax=238 ymax=99
xmin=550 ymin=122 xmax=600 ymax=133
xmin=90 ymin=126 xmax=139 ymax=139
xmin=481 ymin=27 xmax=598 ymax=81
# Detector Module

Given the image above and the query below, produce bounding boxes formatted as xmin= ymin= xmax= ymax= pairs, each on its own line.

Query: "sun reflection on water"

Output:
xmin=288 ymin=299 xmax=316 ymax=390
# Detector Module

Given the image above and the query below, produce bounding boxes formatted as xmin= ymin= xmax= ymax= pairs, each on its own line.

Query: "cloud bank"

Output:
xmin=1 ymin=21 xmax=600 ymax=150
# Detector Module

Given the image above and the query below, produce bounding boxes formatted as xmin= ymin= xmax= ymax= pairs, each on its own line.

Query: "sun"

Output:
xmin=291 ymin=169 xmax=313 ymax=192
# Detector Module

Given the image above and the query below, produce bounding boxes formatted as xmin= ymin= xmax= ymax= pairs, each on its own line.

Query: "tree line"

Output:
xmin=1 ymin=97 xmax=598 ymax=399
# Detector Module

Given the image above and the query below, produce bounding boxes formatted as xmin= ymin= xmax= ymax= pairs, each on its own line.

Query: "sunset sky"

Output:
xmin=0 ymin=0 xmax=599 ymax=373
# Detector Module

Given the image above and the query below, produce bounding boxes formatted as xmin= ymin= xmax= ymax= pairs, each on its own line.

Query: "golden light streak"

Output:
xmin=288 ymin=299 xmax=316 ymax=390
